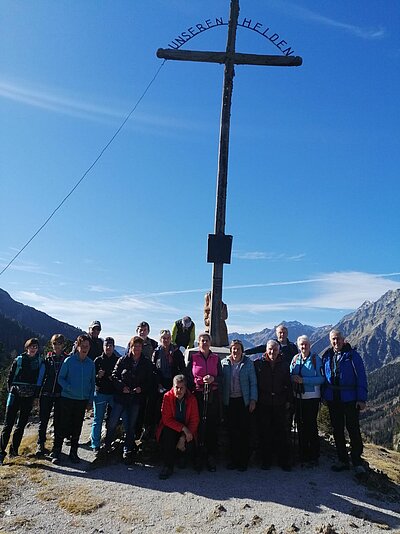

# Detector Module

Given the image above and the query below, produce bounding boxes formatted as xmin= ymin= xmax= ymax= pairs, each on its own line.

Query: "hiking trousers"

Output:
xmin=0 ymin=393 xmax=35 ymax=455
xmin=328 ymin=400 xmax=363 ymax=466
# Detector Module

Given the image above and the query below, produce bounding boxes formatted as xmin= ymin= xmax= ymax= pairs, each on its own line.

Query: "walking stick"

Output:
xmin=294 ymin=381 xmax=304 ymax=464
xmin=198 ymin=382 xmax=210 ymax=467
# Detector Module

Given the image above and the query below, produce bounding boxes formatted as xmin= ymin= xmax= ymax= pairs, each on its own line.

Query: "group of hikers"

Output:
xmin=0 ymin=318 xmax=368 ymax=481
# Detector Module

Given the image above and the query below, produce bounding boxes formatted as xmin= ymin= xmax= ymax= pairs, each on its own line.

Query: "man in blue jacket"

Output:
xmin=322 ymin=329 xmax=368 ymax=475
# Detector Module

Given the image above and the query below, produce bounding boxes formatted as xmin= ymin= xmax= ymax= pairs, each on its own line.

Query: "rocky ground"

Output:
xmin=0 ymin=417 xmax=399 ymax=534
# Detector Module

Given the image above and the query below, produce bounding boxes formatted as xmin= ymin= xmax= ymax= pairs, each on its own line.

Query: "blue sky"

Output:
xmin=1 ymin=1 xmax=400 ymax=345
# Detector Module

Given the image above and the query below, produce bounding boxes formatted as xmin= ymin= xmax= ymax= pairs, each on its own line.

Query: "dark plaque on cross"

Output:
xmin=157 ymin=0 xmax=302 ymax=346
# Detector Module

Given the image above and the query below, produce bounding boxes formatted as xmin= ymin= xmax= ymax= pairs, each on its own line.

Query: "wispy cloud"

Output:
xmin=229 ymin=271 xmax=400 ymax=314
xmin=0 ymin=257 xmax=57 ymax=277
xmin=0 ymin=80 xmax=124 ymax=121
xmin=233 ymin=251 xmax=305 ymax=261
xmin=0 ymin=79 xmax=204 ymax=132
xmin=14 ymin=290 xmax=181 ymax=345
xmin=269 ymin=1 xmax=385 ymax=40
xmin=11 ymin=270 xmax=400 ymax=343
xmin=88 ymin=285 xmax=115 ymax=293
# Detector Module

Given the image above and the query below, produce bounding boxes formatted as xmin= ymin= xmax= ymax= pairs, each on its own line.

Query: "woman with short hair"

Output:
xmin=0 ymin=338 xmax=43 ymax=465
xmin=156 ymin=375 xmax=199 ymax=480
xmin=153 ymin=329 xmax=186 ymax=425
xmin=221 ymin=340 xmax=257 ymax=471
xmin=290 ymin=335 xmax=324 ymax=467
xmin=52 ymin=334 xmax=96 ymax=464
xmin=105 ymin=336 xmax=153 ymax=465
xmin=187 ymin=332 xmax=222 ymax=472
xmin=37 ymin=334 xmax=68 ymax=456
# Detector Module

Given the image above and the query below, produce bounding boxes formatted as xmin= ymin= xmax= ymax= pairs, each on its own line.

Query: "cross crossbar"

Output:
xmin=157 ymin=48 xmax=302 ymax=67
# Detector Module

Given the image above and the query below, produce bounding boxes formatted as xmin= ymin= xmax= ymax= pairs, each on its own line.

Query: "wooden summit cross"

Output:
xmin=157 ymin=0 xmax=302 ymax=347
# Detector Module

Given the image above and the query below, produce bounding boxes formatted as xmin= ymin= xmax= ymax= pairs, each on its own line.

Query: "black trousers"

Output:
xmin=294 ymin=397 xmax=320 ymax=462
xmin=159 ymin=426 xmax=195 ymax=468
xmin=54 ymin=397 xmax=87 ymax=451
xmin=38 ymin=395 xmax=62 ymax=446
xmin=195 ymin=389 xmax=220 ymax=457
xmin=0 ymin=393 xmax=34 ymax=455
xmin=257 ymin=403 xmax=290 ymax=466
xmin=226 ymin=397 xmax=250 ymax=467
xmin=328 ymin=400 xmax=363 ymax=466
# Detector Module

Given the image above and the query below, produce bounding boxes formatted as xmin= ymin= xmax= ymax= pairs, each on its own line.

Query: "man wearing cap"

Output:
xmin=87 ymin=320 xmax=104 ymax=361
xmin=91 ymin=337 xmax=119 ymax=454
xmin=171 ymin=316 xmax=195 ymax=349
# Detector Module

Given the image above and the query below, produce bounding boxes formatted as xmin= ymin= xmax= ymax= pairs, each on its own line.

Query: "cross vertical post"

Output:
xmin=157 ymin=0 xmax=302 ymax=346
xmin=209 ymin=0 xmax=239 ymax=346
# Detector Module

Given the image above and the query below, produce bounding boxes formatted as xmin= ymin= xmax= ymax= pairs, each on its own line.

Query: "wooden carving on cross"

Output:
xmin=157 ymin=0 xmax=302 ymax=347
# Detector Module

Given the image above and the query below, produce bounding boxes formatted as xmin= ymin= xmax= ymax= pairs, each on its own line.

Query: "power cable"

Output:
xmin=0 ymin=59 xmax=167 ymax=277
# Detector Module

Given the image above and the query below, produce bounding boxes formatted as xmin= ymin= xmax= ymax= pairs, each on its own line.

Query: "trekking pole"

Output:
xmin=197 ymin=382 xmax=209 ymax=468
xmin=292 ymin=391 xmax=298 ymax=457
xmin=202 ymin=382 xmax=209 ymax=428
xmin=295 ymin=382 xmax=303 ymax=464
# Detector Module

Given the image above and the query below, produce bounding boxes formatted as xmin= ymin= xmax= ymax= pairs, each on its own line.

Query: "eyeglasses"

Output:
xmin=52 ymin=342 xmax=62 ymax=346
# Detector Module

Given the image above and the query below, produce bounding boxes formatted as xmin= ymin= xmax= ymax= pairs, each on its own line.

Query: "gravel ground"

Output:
xmin=1 ymin=421 xmax=399 ymax=534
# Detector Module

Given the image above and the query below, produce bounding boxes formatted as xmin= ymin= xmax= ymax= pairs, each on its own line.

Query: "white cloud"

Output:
xmin=229 ymin=271 xmax=400 ymax=314
xmin=13 ymin=290 xmax=180 ymax=345
xmin=10 ymin=270 xmax=400 ymax=344
xmin=0 ymin=79 xmax=204 ymax=132
xmin=269 ymin=1 xmax=385 ymax=40
xmin=0 ymin=258 xmax=57 ymax=277
xmin=233 ymin=251 xmax=305 ymax=261
xmin=88 ymin=285 xmax=115 ymax=293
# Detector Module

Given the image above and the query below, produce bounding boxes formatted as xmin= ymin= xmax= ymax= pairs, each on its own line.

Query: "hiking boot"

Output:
xmin=331 ymin=461 xmax=350 ymax=472
xmin=36 ymin=443 xmax=49 ymax=457
xmin=207 ymin=456 xmax=217 ymax=472
xmin=194 ymin=458 xmax=202 ymax=473
xmin=49 ymin=450 xmax=61 ymax=464
xmin=122 ymin=451 xmax=133 ymax=465
xmin=159 ymin=466 xmax=173 ymax=480
xmin=226 ymin=462 xmax=237 ymax=470
xmin=280 ymin=464 xmax=292 ymax=472
xmin=9 ymin=446 xmax=18 ymax=458
xmin=354 ymin=464 xmax=367 ymax=476
xmin=69 ymin=450 xmax=81 ymax=464
xmin=0 ymin=453 xmax=5 ymax=466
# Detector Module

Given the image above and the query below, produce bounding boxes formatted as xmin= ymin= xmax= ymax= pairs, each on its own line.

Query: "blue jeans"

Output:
xmin=105 ymin=398 xmax=140 ymax=453
xmin=91 ymin=392 xmax=114 ymax=449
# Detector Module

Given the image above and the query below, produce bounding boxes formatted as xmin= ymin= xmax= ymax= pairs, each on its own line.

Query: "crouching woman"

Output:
xmin=52 ymin=334 xmax=96 ymax=464
xmin=156 ymin=374 xmax=199 ymax=480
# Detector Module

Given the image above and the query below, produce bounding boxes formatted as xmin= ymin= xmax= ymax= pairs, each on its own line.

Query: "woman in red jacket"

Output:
xmin=156 ymin=374 xmax=199 ymax=480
